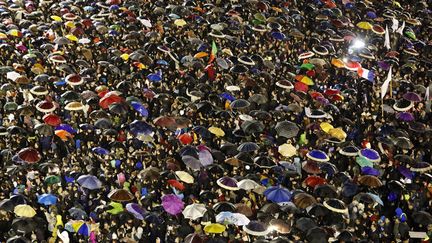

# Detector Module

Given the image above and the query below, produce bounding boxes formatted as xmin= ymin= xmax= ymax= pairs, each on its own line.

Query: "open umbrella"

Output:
xmin=243 ymin=221 xmax=270 ymax=236
xmin=217 ymin=177 xmax=239 ymax=190
xmin=14 ymin=204 xmax=36 ymax=217
xmin=237 ymin=142 xmax=259 ymax=152
xmin=264 ymin=186 xmax=292 ymax=203
xmin=37 ymin=194 xmax=57 ymax=206
xmin=238 ymin=179 xmax=260 ymax=191
xmin=204 ymin=223 xmax=226 ymax=234
xmin=77 ymin=175 xmax=102 ymax=190
xmin=359 ymin=148 xmax=381 ymax=162
xmin=175 ymin=171 xmax=194 ymax=184
xmin=126 ymin=203 xmax=146 ymax=220
xmin=275 ymin=121 xmax=299 ymax=138
xmin=358 ymin=175 xmax=383 ymax=188
xmin=295 ymin=217 xmax=317 ymax=232
xmin=17 ymin=148 xmax=41 ymax=163
xmin=183 ymin=204 xmax=207 ymax=220
xmin=412 ymin=211 xmax=432 ymax=225
xmin=108 ymin=189 xmax=134 ymax=202
xmin=323 ymin=199 xmax=348 ymax=214
xmin=216 ymin=212 xmax=250 ymax=226
xmin=306 ymin=150 xmax=329 ymax=162
xmin=293 ymin=193 xmax=317 ymax=209
xmin=162 ymin=194 xmax=184 ymax=215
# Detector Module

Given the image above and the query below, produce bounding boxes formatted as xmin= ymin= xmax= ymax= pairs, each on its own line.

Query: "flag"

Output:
xmin=391 ymin=18 xmax=399 ymax=32
xmin=381 ymin=67 xmax=392 ymax=99
xmin=426 ymin=86 xmax=430 ymax=101
xmin=396 ymin=21 xmax=405 ymax=35
xmin=384 ymin=25 xmax=391 ymax=50
xmin=208 ymin=40 xmax=217 ymax=63
xmin=357 ymin=67 xmax=375 ymax=82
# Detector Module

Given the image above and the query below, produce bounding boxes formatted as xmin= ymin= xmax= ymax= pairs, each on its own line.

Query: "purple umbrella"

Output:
xmin=361 ymin=166 xmax=380 ymax=176
xmin=398 ymin=166 xmax=414 ymax=179
xmin=306 ymin=150 xmax=330 ymax=162
xmin=126 ymin=203 xmax=147 ymax=220
xmin=396 ymin=112 xmax=415 ymax=122
xmin=161 ymin=194 xmax=184 ymax=215
xmin=378 ymin=61 xmax=390 ymax=70
xmin=92 ymin=147 xmax=109 ymax=155
xmin=182 ymin=155 xmax=203 ymax=170
xmin=403 ymin=92 xmax=421 ymax=102
xmin=217 ymin=177 xmax=239 ymax=190
xmin=130 ymin=102 xmax=149 ymax=117
xmin=271 ymin=32 xmax=286 ymax=40
xmin=77 ymin=175 xmax=102 ymax=190
xmin=359 ymin=148 xmax=381 ymax=162
xmin=55 ymin=124 xmax=76 ymax=134
xmin=199 ymin=149 xmax=213 ymax=166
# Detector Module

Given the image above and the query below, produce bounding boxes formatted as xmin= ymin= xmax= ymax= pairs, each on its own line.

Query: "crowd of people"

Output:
xmin=0 ymin=0 xmax=431 ymax=242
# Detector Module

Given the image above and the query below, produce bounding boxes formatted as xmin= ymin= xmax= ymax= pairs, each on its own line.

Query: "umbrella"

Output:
xmin=44 ymin=175 xmax=61 ymax=185
xmin=269 ymin=219 xmax=291 ymax=234
xmin=37 ymin=194 xmax=57 ymax=206
xmin=216 ymin=212 xmax=250 ymax=226
xmin=339 ymin=146 xmax=360 ymax=156
xmin=403 ymin=92 xmax=422 ymax=102
xmin=217 ymin=177 xmax=239 ymax=190
xmin=182 ymin=155 xmax=203 ymax=170
xmin=293 ymin=193 xmax=317 ymax=209
xmin=183 ymin=204 xmax=207 ymax=220
xmin=304 ymin=176 xmax=326 ymax=187
xmin=359 ymin=148 xmax=381 ymax=162
xmin=323 ymin=199 xmax=348 ymax=214
xmin=68 ymin=207 xmax=87 ymax=220
xmin=396 ymin=112 xmax=415 ymax=122
xmin=204 ymin=223 xmax=226 ymax=234
xmin=238 ymin=179 xmax=260 ymax=191
xmin=357 ymin=21 xmax=373 ymax=30
xmin=306 ymin=227 xmax=328 ymax=243
xmin=108 ymin=189 xmax=134 ymax=202
xmin=412 ymin=211 xmax=432 ymax=225
xmin=243 ymin=221 xmax=270 ymax=236
xmin=14 ymin=204 xmax=36 ymax=217
xmin=275 ymin=121 xmax=299 ymax=138
xmin=356 ymin=156 xmax=374 ymax=167
xmin=107 ymin=202 xmax=124 ymax=215
xmin=264 ymin=186 xmax=292 ymax=203
xmin=358 ymin=175 xmax=383 ymax=188
xmin=410 ymin=162 xmax=432 ymax=173
xmin=306 ymin=150 xmax=329 ymax=162
xmin=11 ymin=217 xmax=37 ymax=233
xmin=230 ymin=99 xmax=250 ymax=109
xmin=237 ymin=142 xmax=259 ymax=152
xmin=307 ymin=203 xmax=330 ymax=218
xmin=208 ymin=127 xmax=225 ymax=137
xmin=361 ymin=166 xmax=380 ymax=176
xmin=295 ymin=217 xmax=317 ymax=232
xmin=162 ymin=194 xmax=184 ymax=215
xmin=17 ymin=148 xmax=41 ymax=163
xmin=394 ymin=137 xmax=413 ymax=149
xmin=278 ymin=143 xmax=297 ymax=157
xmin=126 ymin=203 xmax=146 ymax=220
xmin=313 ymin=184 xmax=338 ymax=199
xmin=175 ymin=171 xmax=194 ymax=184
xmin=77 ymin=175 xmax=102 ymax=190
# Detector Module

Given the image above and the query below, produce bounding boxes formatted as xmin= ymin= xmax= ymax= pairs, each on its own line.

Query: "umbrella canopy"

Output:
xmin=217 ymin=177 xmax=239 ymax=190
xmin=162 ymin=194 xmax=184 ymax=215
xmin=37 ymin=194 xmax=57 ymax=206
xmin=17 ymin=148 xmax=41 ymax=163
xmin=183 ymin=204 xmax=207 ymax=220
xmin=359 ymin=148 xmax=381 ymax=162
xmin=264 ymin=186 xmax=292 ymax=203
xmin=275 ymin=121 xmax=299 ymax=138
xmin=216 ymin=212 xmax=250 ymax=226
xmin=126 ymin=203 xmax=146 ymax=220
xmin=108 ymin=189 xmax=134 ymax=202
xmin=14 ymin=204 xmax=36 ymax=217
xmin=243 ymin=221 xmax=270 ymax=236
xmin=204 ymin=223 xmax=226 ymax=234
xmin=323 ymin=198 xmax=348 ymax=214
xmin=77 ymin=175 xmax=102 ymax=190
xmin=306 ymin=150 xmax=330 ymax=162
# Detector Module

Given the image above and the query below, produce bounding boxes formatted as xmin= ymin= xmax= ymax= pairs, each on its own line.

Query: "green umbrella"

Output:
xmin=300 ymin=63 xmax=315 ymax=70
xmin=356 ymin=156 xmax=373 ymax=168
xmin=4 ymin=102 xmax=18 ymax=111
xmin=44 ymin=175 xmax=61 ymax=185
xmin=404 ymin=31 xmax=416 ymax=40
xmin=107 ymin=202 xmax=124 ymax=215
xmin=254 ymin=13 xmax=266 ymax=22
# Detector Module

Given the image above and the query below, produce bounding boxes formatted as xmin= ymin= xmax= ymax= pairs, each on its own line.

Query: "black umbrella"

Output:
xmin=237 ymin=142 xmax=260 ymax=152
xmin=306 ymin=227 xmax=328 ymax=243
xmin=230 ymin=99 xmax=251 ymax=109
xmin=11 ymin=217 xmax=37 ymax=233
xmin=295 ymin=217 xmax=317 ymax=232
xmin=213 ymin=202 xmax=236 ymax=213
xmin=313 ymin=184 xmax=338 ymax=199
xmin=241 ymin=120 xmax=265 ymax=134
xmin=275 ymin=121 xmax=300 ymax=138
xmin=307 ymin=203 xmax=330 ymax=218
xmin=412 ymin=211 xmax=432 ymax=225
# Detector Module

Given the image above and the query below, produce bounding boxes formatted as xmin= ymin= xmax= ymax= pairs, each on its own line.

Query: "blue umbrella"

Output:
xmin=361 ymin=166 xmax=380 ymax=176
xmin=366 ymin=11 xmax=377 ymax=19
xmin=130 ymin=102 xmax=149 ymax=117
xmin=156 ymin=59 xmax=169 ymax=65
xmin=271 ymin=32 xmax=286 ymax=40
xmin=92 ymin=147 xmax=109 ymax=155
xmin=37 ymin=194 xmax=57 ymax=206
xmin=398 ymin=166 xmax=414 ymax=179
xmin=77 ymin=223 xmax=90 ymax=236
xmin=359 ymin=148 xmax=381 ymax=162
xmin=366 ymin=193 xmax=384 ymax=206
xmin=130 ymin=120 xmax=153 ymax=135
xmin=219 ymin=93 xmax=236 ymax=102
xmin=147 ymin=73 xmax=162 ymax=82
xmin=55 ymin=124 xmax=76 ymax=134
xmin=264 ymin=186 xmax=292 ymax=203
xmin=306 ymin=150 xmax=330 ymax=162
xmin=77 ymin=175 xmax=102 ymax=190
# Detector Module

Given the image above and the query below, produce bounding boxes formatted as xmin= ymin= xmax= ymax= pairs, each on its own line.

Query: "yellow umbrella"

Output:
xmin=65 ymin=101 xmax=84 ymax=111
xmin=300 ymin=76 xmax=314 ymax=86
xmin=51 ymin=15 xmax=63 ymax=22
xmin=331 ymin=58 xmax=345 ymax=68
xmin=356 ymin=21 xmax=373 ymax=30
xmin=0 ymin=32 xmax=7 ymax=40
xmin=14 ymin=204 xmax=36 ymax=217
xmin=278 ymin=143 xmax=297 ymax=157
xmin=175 ymin=171 xmax=194 ymax=184
xmin=328 ymin=128 xmax=347 ymax=141
xmin=31 ymin=64 xmax=45 ymax=74
xmin=120 ymin=53 xmax=130 ymax=61
xmin=8 ymin=29 xmax=22 ymax=37
xmin=194 ymin=52 xmax=208 ymax=58
xmin=204 ymin=223 xmax=226 ymax=234
xmin=65 ymin=34 xmax=78 ymax=42
xmin=174 ymin=19 xmax=187 ymax=27
xmin=65 ymin=21 xmax=76 ymax=28
xmin=320 ymin=122 xmax=334 ymax=133
xmin=107 ymin=202 xmax=124 ymax=214
xmin=70 ymin=220 xmax=85 ymax=232
xmin=208 ymin=127 xmax=225 ymax=137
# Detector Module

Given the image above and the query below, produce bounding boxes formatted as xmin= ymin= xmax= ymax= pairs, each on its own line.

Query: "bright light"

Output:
xmin=351 ymin=39 xmax=365 ymax=49
xmin=342 ymin=57 xmax=348 ymax=63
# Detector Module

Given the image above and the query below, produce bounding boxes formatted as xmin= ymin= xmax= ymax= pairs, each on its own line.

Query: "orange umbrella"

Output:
xmin=331 ymin=58 xmax=345 ymax=68
xmin=55 ymin=129 xmax=73 ymax=141
xmin=167 ymin=179 xmax=185 ymax=191
xmin=178 ymin=133 xmax=193 ymax=145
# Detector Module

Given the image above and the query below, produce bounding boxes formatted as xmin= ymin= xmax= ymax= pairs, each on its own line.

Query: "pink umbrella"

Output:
xmin=162 ymin=194 xmax=184 ymax=215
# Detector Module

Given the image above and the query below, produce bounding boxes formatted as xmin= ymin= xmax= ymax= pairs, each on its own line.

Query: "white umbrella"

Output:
xmin=238 ymin=179 xmax=260 ymax=191
xmin=182 ymin=204 xmax=207 ymax=220
xmin=216 ymin=212 xmax=250 ymax=226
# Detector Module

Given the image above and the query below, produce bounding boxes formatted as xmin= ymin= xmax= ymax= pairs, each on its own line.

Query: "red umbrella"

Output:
xmin=153 ymin=116 xmax=176 ymax=127
xmin=99 ymin=93 xmax=123 ymax=109
xmin=43 ymin=113 xmax=61 ymax=126
xmin=17 ymin=148 xmax=41 ymax=163
xmin=167 ymin=179 xmax=185 ymax=191
xmin=178 ymin=133 xmax=193 ymax=145
xmin=294 ymin=82 xmax=308 ymax=92
xmin=303 ymin=175 xmax=327 ymax=188
xmin=36 ymin=100 xmax=56 ymax=113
